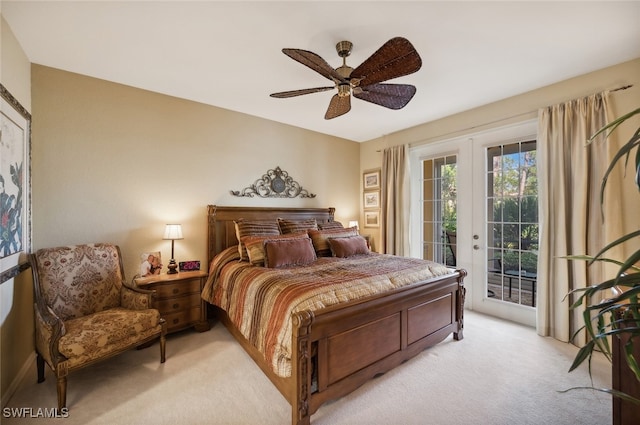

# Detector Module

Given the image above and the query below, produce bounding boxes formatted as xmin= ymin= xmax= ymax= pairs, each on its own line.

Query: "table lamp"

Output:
xmin=163 ymin=224 xmax=183 ymax=274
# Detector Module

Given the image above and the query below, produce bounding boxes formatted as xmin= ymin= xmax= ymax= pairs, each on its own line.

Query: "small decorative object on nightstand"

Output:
xmin=163 ymin=224 xmax=183 ymax=274
xmin=134 ymin=270 xmax=210 ymax=334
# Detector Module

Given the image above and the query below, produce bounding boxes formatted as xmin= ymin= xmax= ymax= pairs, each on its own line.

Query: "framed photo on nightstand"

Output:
xmin=139 ymin=251 xmax=162 ymax=277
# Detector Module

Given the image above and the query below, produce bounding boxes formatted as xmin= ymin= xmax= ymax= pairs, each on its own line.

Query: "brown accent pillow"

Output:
xmin=264 ymin=237 xmax=317 ymax=268
xmin=243 ymin=232 xmax=309 ymax=266
xmin=318 ymin=221 xmax=344 ymax=230
xmin=328 ymin=236 xmax=370 ymax=258
xmin=308 ymin=227 xmax=358 ymax=257
xmin=277 ymin=218 xmax=318 ymax=234
xmin=234 ymin=220 xmax=280 ymax=261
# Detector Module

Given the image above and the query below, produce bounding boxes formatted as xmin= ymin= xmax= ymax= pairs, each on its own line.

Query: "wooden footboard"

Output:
xmin=206 ymin=205 xmax=466 ymax=425
xmin=291 ymin=269 xmax=466 ymax=425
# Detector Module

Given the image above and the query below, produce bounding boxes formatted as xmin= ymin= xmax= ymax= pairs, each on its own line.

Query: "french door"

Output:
xmin=410 ymin=120 xmax=538 ymax=326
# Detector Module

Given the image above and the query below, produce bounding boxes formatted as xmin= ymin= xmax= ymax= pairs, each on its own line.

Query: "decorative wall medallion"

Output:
xmin=230 ymin=166 xmax=316 ymax=198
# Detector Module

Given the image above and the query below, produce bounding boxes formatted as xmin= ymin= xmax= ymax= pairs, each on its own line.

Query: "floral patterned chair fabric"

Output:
xmin=31 ymin=243 xmax=166 ymax=409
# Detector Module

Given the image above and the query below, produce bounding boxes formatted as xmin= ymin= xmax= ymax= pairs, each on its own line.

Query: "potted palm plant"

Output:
xmin=566 ymin=106 xmax=640 ymax=421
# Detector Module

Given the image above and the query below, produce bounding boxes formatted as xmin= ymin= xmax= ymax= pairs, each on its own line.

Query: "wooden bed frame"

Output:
xmin=206 ymin=205 xmax=466 ymax=425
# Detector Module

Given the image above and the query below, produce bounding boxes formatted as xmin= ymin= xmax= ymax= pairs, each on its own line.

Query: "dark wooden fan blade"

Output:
xmin=282 ymin=48 xmax=346 ymax=82
xmin=353 ymin=83 xmax=417 ymax=109
xmin=325 ymin=94 xmax=351 ymax=120
xmin=351 ymin=37 xmax=422 ymax=86
xmin=270 ymin=86 xmax=335 ymax=98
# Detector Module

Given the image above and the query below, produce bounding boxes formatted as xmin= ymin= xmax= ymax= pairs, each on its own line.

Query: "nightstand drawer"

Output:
xmin=153 ymin=279 xmax=201 ymax=298
xmin=163 ymin=307 xmax=201 ymax=331
xmin=156 ymin=293 xmax=200 ymax=313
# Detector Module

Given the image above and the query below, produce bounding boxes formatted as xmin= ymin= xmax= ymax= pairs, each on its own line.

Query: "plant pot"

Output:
xmin=612 ymin=320 xmax=640 ymax=424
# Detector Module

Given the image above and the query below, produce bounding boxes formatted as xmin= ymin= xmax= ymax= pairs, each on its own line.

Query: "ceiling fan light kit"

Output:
xmin=270 ymin=37 xmax=422 ymax=120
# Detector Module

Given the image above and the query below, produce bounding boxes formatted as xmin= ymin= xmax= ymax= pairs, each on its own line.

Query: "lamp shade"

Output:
xmin=163 ymin=224 xmax=183 ymax=240
xmin=348 ymin=220 xmax=359 ymax=229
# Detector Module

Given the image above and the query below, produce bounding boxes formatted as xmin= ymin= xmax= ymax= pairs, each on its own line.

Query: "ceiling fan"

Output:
xmin=270 ymin=37 xmax=422 ymax=120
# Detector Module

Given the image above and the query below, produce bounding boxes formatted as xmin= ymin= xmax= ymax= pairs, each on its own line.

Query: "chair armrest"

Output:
xmin=121 ymin=282 xmax=156 ymax=310
xmin=34 ymin=302 xmax=65 ymax=368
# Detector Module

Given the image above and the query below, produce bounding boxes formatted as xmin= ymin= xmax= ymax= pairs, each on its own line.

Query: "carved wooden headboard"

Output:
xmin=206 ymin=205 xmax=335 ymax=265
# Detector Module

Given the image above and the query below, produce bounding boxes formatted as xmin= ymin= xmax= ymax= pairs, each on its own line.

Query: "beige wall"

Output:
xmin=1 ymin=16 xmax=35 ymax=406
xmin=30 ymin=65 xmax=360 ymax=279
xmin=360 ymin=58 xmax=640 ymax=249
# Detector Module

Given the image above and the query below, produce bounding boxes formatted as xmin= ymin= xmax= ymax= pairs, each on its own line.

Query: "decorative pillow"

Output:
xmin=243 ymin=232 xmax=309 ymax=266
xmin=318 ymin=221 xmax=344 ymax=230
xmin=308 ymin=227 xmax=358 ymax=257
xmin=234 ymin=220 xmax=280 ymax=261
xmin=328 ymin=236 xmax=370 ymax=258
xmin=264 ymin=237 xmax=317 ymax=268
xmin=277 ymin=218 xmax=318 ymax=234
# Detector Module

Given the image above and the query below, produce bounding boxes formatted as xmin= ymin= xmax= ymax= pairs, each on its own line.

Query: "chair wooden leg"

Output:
xmin=160 ymin=333 xmax=166 ymax=363
xmin=36 ymin=353 xmax=45 ymax=383
xmin=56 ymin=375 xmax=67 ymax=409
xmin=55 ymin=363 xmax=68 ymax=409
xmin=159 ymin=319 xmax=167 ymax=363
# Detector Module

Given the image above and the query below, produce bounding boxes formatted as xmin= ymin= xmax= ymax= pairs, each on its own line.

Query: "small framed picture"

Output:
xmin=364 ymin=211 xmax=380 ymax=228
xmin=139 ymin=251 xmax=162 ymax=277
xmin=363 ymin=169 xmax=380 ymax=190
xmin=364 ymin=191 xmax=380 ymax=209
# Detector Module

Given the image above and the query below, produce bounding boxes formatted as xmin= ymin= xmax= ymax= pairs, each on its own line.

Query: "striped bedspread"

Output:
xmin=202 ymin=247 xmax=453 ymax=378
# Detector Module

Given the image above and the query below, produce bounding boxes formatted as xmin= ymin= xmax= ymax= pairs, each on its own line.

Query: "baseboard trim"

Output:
xmin=2 ymin=351 xmax=35 ymax=408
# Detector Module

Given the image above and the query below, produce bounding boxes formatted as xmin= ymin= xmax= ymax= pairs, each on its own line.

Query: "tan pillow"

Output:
xmin=264 ymin=237 xmax=317 ymax=268
xmin=318 ymin=221 xmax=344 ymax=230
xmin=277 ymin=218 xmax=318 ymax=234
xmin=328 ymin=236 xmax=370 ymax=258
xmin=308 ymin=227 xmax=358 ymax=257
xmin=234 ymin=220 xmax=280 ymax=261
xmin=243 ymin=232 xmax=309 ymax=266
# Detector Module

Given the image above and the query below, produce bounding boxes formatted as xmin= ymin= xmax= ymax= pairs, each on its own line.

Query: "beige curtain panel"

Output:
xmin=382 ymin=144 xmax=410 ymax=256
xmin=536 ymin=91 xmax=624 ymax=345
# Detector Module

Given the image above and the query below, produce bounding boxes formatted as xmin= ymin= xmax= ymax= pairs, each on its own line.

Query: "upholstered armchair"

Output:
xmin=30 ymin=243 xmax=166 ymax=409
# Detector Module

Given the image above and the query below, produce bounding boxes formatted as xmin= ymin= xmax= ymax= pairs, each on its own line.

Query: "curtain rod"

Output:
xmin=376 ymin=84 xmax=634 ymax=151
xmin=611 ymin=84 xmax=633 ymax=92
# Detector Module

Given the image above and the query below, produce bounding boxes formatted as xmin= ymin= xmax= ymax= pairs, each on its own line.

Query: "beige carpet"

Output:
xmin=4 ymin=310 xmax=611 ymax=425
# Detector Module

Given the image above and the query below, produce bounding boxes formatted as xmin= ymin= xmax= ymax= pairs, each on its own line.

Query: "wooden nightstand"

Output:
xmin=134 ymin=270 xmax=210 ymax=334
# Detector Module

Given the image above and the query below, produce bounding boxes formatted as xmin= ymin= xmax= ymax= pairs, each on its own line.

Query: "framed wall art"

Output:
xmin=0 ymin=84 xmax=32 ymax=283
xmin=364 ymin=211 xmax=380 ymax=228
xmin=364 ymin=191 xmax=380 ymax=209
xmin=363 ymin=168 xmax=380 ymax=190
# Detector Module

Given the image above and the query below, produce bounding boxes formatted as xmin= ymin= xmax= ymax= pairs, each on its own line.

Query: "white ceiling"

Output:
xmin=3 ymin=1 xmax=640 ymax=142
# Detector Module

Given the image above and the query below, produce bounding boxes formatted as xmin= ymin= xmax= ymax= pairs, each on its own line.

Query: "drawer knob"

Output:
xmin=172 ymin=318 xmax=179 ymax=324
xmin=172 ymin=288 xmax=179 ymax=294
xmin=173 ymin=303 xmax=179 ymax=309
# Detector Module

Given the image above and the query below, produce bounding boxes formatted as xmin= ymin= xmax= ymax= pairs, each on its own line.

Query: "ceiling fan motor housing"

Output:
xmin=337 ymin=83 xmax=351 ymax=97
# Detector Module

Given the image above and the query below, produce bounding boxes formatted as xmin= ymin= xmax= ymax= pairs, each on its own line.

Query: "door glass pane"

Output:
xmin=486 ymin=140 xmax=538 ymax=307
xmin=422 ymin=155 xmax=457 ymax=267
